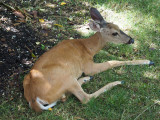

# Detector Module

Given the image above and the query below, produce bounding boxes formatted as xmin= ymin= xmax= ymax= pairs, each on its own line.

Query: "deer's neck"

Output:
xmin=81 ymin=32 xmax=106 ymax=56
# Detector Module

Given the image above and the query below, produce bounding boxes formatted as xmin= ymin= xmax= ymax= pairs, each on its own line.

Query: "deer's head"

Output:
xmin=89 ymin=7 xmax=134 ymax=44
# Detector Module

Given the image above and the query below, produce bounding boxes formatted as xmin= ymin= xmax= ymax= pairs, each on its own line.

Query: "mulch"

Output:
xmin=0 ymin=4 xmax=48 ymax=102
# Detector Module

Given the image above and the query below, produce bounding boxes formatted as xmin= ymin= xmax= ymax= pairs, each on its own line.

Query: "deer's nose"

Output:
xmin=127 ymin=38 xmax=134 ymax=44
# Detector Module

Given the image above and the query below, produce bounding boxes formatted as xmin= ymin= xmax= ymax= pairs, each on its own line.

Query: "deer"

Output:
xmin=23 ymin=7 xmax=154 ymax=112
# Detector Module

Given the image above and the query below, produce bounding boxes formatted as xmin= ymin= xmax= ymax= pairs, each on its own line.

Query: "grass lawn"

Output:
xmin=0 ymin=0 xmax=159 ymax=120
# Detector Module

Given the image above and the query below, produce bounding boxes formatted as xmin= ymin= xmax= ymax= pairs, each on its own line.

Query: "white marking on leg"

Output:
xmin=84 ymin=80 xmax=87 ymax=82
xmin=143 ymin=60 xmax=150 ymax=65
xmin=29 ymin=102 xmax=31 ymax=108
xmin=83 ymin=77 xmax=91 ymax=82
xmin=37 ymin=97 xmax=48 ymax=105
xmin=36 ymin=97 xmax=57 ymax=110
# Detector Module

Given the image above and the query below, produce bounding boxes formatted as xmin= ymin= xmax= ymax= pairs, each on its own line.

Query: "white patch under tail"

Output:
xmin=36 ymin=97 xmax=57 ymax=110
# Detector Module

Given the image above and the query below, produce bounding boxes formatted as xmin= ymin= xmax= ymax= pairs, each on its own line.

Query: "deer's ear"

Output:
xmin=89 ymin=20 xmax=100 ymax=32
xmin=90 ymin=7 xmax=107 ymax=28
xmin=90 ymin=7 xmax=104 ymax=22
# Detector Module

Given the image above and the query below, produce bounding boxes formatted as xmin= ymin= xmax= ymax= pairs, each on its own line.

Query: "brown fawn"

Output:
xmin=23 ymin=7 xmax=154 ymax=112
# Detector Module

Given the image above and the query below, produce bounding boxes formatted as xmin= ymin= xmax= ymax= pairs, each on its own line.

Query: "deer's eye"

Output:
xmin=112 ymin=32 xmax=118 ymax=36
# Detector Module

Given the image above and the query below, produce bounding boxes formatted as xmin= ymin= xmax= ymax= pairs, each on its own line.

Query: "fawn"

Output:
xmin=23 ymin=7 xmax=154 ymax=112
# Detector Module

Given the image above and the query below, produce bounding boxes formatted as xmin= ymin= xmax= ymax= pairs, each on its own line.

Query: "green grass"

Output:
xmin=0 ymin=0 xmax=160 ymax=120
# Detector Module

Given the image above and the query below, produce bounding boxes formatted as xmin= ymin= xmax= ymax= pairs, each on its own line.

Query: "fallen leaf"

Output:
xmin=31 ymin=53 xmax=36 ymax=58
xmin=1 ymin=38 xmax=6 ymax=42
xmin=13 ymin=11 xmax=25 ymax=18
xmin=36 ymin=42 xmax=40 ymax=45
xmin=39 ymin=19 xmax=45 ymax=23
xmin=6 ymin=27 xmax=11 ymax=31
xmin=13 ymin=23 xmax=21 ymax=26
xmin=68 ymin=16 xmax=73 ymax=21
xmin=39 ymin=9 xmax=47 ymax=12
xmin=46 ymin=3 xmax=56 ymax=8
xmin=16 ymin=19 xmax=26 ymax=23
xmin=41 ymin=23 xmax=52 ymax=29
xmin=43 ymin=32 xmax=48 ymax=36
xmin=8 ymin=48 xmax=12 ymax=52
xmin=10 ymin=97 xmax=13 ymax=100
xmin=2 ymin=44 xmax=8 ymax=47
xmin=22 ymin=59 xmax=32 ymax=65
xmin=60 ymin=2 xmax=66 ymax=5
xmin=54 ymin=24 xmax=63 ymax=27
xmin=41 ymin=44 xmax=45 ymax=50
xmin=18 ymin=105 xmax=22 ymax=111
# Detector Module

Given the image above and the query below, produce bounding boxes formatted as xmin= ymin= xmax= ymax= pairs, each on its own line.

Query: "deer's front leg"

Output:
xmin=84 ymin=60 xmax=154 ymax=75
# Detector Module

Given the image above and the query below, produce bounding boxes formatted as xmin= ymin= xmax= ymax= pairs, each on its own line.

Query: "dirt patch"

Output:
xmin=0 ymin=7 xmax=48 ymax=101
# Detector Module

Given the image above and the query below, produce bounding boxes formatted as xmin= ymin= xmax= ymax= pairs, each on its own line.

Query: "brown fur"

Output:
xmin=107 ymin=23 xmax=120 ymax=31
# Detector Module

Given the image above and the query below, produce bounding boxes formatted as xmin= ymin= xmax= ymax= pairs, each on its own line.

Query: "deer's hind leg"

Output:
xmin=69 ymin=79 xmax=123 ymax=104
xmin=60 ymin=76 xmax=93 ymax=102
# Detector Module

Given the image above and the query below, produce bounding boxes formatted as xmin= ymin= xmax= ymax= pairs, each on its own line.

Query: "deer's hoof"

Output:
xmin=90 ymin=76 xmax=94 ymax=80
xmin=149 ymin=61 xmax=154 ymax=66
xmin=121 ymin=81 xmax=125 ymax=84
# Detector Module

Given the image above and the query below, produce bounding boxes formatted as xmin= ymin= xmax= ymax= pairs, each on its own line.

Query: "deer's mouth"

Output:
xmin=127 ymin=38 xmax=134 ymax=44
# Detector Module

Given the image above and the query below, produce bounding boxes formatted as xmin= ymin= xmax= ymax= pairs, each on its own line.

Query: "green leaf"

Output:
xmin=41 ymin=44 xmax=45 ymax=50
xmin=31 ymin=53 xmax=36 ymax=58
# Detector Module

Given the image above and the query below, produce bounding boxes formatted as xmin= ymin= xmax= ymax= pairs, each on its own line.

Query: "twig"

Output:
xmin=134 ymin=103 xmax=156 ymax=120
xmin=121 ymin=109 xmax=126 ymax=120
xmin=34 ymin=0 xmax=40 ymax=6
xmin=53 ymin=15 xmax=68 ymax=18
xmin=22 ymin=9 xmax=33 ymax=18
xmin=25 ymin=45 xmax=32 ymax=53
xmin=25 ymin=45 xmax=37 ymax=58
xmin=0 ymin=2 xmax=15 ymax=11
xmin=0 ymin=2 xmax=33 ymax=19
xmin=152 ymin=99 xmax=160 ymax=105
xmin=23 ymin=69 xmax=30 ymax=73
xmin=16 ymin=7 xmax=33 ymax=18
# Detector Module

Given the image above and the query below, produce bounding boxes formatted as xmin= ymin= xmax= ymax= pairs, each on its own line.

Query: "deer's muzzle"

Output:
xmin=127 ymin=38 xmax=134 ymax=44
